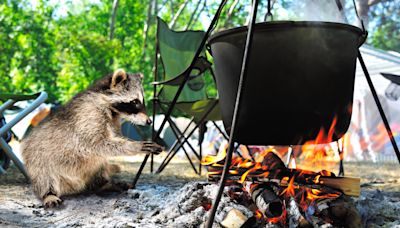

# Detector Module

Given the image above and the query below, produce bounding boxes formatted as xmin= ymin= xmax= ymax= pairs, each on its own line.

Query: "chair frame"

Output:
xmin=148 ymin=17 xmax=224 ymax=175
xmin=132 ymin=3 xmax=228 ymax=187
xmin=0 ymin=92 xmax=48 ymax=180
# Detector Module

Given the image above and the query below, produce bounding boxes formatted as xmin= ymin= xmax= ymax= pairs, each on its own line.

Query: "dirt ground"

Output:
xmin=1 ymin=155 xmax=400 ymax=227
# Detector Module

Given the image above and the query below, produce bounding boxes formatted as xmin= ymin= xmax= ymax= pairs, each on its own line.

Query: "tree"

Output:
xmin=367 ymin=0 xmax=400 ymax=52
xmin=1 ymin=0 xmax=399 ymax=106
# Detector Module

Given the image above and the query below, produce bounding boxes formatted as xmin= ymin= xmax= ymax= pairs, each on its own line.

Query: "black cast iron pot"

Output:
xmin=208 ymin=21 xmax=366 ymax=145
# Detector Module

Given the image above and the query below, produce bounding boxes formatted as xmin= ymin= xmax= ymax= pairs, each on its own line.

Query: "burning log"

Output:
xmin=203 ymin=149 xmax=362 ymax=226
xmin=317 ymin=176 xmax=360 ymax=197
xmin=245 ymin=183 xmax=283 ymax=219
xmin=287 ymin=197 xmax=311 ymax=228
xmin=207 ymin=166 xmax=360 ymax=197
xmin=206 ymin=150 xmax=360 ymax=196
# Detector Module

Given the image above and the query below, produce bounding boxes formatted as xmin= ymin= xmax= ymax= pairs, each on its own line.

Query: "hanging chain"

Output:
xmin=264 ymin=0 xmax=273 ymax=21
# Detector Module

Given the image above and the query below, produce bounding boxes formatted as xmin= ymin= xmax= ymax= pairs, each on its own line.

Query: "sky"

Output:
xmin=29 ymin=0 xmax=101 ymax=18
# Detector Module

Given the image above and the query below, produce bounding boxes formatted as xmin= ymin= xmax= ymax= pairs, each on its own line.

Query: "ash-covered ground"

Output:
xmin=1 ymin=156 xmax=400 ymax=228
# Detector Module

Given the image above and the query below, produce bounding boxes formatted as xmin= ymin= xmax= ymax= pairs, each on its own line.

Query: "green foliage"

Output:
xmin=1 ymin=0 xmax=399 ymax=108
xmin=371 ymin=24 xmax=400 ymax=52
xmin=369 ymin=1 xmax=400 ymax=52
xmin=0 ymin=0 xmax=147 ymax=103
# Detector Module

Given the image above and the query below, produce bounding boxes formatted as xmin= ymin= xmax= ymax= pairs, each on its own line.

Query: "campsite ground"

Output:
xmin=1 ymin=155 xmax=400 ymax=227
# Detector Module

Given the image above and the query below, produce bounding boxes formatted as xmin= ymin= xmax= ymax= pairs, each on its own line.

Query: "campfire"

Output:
xmin=202 ymin=120 xmax=362 ymax=227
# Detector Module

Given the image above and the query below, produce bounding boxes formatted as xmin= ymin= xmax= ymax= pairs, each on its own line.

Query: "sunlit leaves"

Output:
xmin=0 ymin=0 xmax=399 ymax=107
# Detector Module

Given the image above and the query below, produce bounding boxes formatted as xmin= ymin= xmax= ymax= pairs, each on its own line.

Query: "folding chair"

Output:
xmin=148 ymin=17 xmax=223 ymax=175
xmin=131 ymin=2 xmax=228 ymax=188
xmin=0 ymin=92 xmax=48 ymax=180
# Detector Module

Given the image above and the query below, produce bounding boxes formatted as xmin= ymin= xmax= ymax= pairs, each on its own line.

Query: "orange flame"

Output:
xmin=280 ymin=177 xmax=296 ymax=197
xmin=255 ymin=210 xmax=263 ymax=220
xmin=204 ymin=117 xmax=345 ymax=223
xmin=201 ymin=145 xmax=227 ymax=166
xmin=296 ymin=116 xmax=340 ymax=172
xmin=306 ymin=188 xmax=340 ymax=201
xmin=267 ymin=209 xmax=287 ymax=224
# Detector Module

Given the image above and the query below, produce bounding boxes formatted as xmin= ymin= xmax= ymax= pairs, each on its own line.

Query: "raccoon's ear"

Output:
xmin=111 ymin=69 xmax=127 ymax=88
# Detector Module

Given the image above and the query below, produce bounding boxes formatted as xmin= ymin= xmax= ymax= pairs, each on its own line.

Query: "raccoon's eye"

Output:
xmin=132 ymin=99 xmax=140 ymax=105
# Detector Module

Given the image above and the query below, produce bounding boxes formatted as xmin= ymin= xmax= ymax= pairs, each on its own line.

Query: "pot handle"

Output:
xmin=206 ymin=43 xmax=213 ymax=56
xmin=358 ymin=31 xmax=368 ymax=47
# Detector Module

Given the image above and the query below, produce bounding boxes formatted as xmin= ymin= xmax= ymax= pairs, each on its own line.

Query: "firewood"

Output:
xmin=246 ymin=183 xmax=283 ymax=218
xmin=261 ymin=152 xmax=286 ymax=172
xmin=318 ymin=177 xmax=360 ymax=197
xmin=287 ymin=197 xmax=311 ymax=228
xmin=220 ymin=208 xmax=249 ymax=228
xmin=207 ymin=166 xmax=360 ymax=197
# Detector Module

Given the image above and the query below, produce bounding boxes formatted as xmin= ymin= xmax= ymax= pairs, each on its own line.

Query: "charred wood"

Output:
xmin=207 ymin=165 xmax=360 ymax=196
xmin=248 ymin=183 xmax=283 ymax=218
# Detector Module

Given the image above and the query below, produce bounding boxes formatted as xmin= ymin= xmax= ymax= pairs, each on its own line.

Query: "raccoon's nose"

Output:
xmin=146 ymin=118 xmax=152 ymax=125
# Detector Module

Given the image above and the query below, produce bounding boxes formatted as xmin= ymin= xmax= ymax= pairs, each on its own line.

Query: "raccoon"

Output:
xmin=21 ymin=69 xmax=163 ymax=207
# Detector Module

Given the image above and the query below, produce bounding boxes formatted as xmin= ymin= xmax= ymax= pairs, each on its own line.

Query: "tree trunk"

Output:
xmin=224 ymin=0 xmax=240 ymax=28
xmin=109 ymin=0 xmax=120 ymax=40
xmin=142 ymin=0 xmax=156 ymax=56
xmin=169 ymin=0 xmax=190 ymax=29
xmin=185 ymin=0 xmax=203 ymax=30
xmin=188 ymin=0 xmax=207 ymax=30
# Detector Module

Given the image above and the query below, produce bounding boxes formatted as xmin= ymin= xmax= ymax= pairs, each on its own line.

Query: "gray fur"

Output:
xmin=21 ymin=69 xmax=162 ymax=207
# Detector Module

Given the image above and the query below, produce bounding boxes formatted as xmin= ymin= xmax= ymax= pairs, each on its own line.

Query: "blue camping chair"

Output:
xmin=0 ymin=92 xmax=48 ymax=180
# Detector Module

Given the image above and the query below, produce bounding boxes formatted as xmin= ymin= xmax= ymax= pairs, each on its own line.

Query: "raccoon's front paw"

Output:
xmin=43 ymin=195 xmax=62 ymax=208
xmin=141 ymin=141 xmax=163 ymax=154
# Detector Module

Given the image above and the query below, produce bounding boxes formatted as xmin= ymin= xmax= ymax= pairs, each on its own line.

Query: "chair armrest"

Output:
xmin=152 ymin=74 xmax=201 ymax=86
xmin=152 ymin=56 xmax=212 ymax=86
xmin=0 ymin=92 xmax=48 ymax=137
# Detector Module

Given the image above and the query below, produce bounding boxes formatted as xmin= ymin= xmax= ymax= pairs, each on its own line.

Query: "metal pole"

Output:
xmin=337 ymin=140 xmax=344 ymax=176
xmin=0 ymin=92 xmax=47 ymax=180
xmin=156 ymin=117 xmax=196 ymax=171
xmin=156 ymin=101 xmax=218 ymax=173
xmin=0 ymin=138 xmax=29 ymax=179
xmin=132 ymin=0 xmax=228 ymax=188
xmin=0 ymin=100 xmax=16 ymax=114
xmin=150 ymin=29 xmax=160 ymax=173
xmin=160 ymin=117 xmax=199 ymax=173
xmin=358 ymin=51 xmax=400 ymax=164
xmin=0 ymin=92 xmax=48 ymax=137
xmin=205 ymin=0 xmax=259 ymax=226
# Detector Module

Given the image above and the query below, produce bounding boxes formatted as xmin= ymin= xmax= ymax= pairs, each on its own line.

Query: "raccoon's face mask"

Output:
xmin=108 ymin=69 xmax=152 ymax=126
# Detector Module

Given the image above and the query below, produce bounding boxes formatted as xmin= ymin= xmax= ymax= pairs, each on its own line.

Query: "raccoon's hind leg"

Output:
xmin=30 ymin=173 xmax=63 ymax=208
xmin=33 ymin=181 xmax=63 ymax=208
xmin=34 ymin=172 xmax=87 ymax=207
xmin=43 ymin=192 xmax=63 ymax=208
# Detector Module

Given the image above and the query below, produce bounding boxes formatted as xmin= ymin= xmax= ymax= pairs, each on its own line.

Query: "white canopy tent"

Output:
xmin=346 ymin=45 xmax=400 ymax=162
